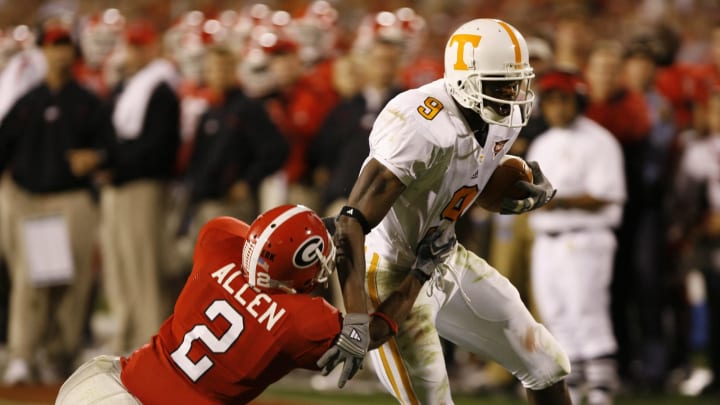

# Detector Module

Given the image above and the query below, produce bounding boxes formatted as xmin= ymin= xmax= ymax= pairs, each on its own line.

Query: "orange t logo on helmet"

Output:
xmin=448 ymin=34 xmax=482 ymax=70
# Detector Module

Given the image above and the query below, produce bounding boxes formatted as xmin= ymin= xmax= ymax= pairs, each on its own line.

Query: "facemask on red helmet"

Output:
xmin=242 ymin=205 xmax=335 ymax=294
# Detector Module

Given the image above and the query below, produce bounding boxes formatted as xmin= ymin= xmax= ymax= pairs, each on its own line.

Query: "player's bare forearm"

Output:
xmin=346 ymin=160 xmax=406 ymax=214
xmin=547 ymin=193 xmax=613 ymax=211
xmin=368 ymin=273 xmax=423 ymax=349
xmin=334 ymin=217 xmax=368 ymax=313
xmin=335 ymin=159 xmax=406 ymax=314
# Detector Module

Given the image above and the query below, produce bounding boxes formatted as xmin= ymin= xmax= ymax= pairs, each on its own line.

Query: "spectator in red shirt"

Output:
xmin=651 ymin=24 xmax=700 ymax=132
xmin=586 ymin=41 xmax=651 ymax=145
xmin=258 ymin=33 xmax=340 ymax=211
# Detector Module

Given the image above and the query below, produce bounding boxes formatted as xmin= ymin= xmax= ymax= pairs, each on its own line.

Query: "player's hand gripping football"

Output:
xmin=412 ymin=229 xmax=457 ymax=282
xmin=317 ymin=313 xmax=370 ymax=388
xmin=500 ymin=161 xmax=557 ymax=214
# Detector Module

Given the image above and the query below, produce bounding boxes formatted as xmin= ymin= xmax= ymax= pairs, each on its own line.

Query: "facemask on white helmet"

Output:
xmin=443 ymin=19 xmax=535 ymax=128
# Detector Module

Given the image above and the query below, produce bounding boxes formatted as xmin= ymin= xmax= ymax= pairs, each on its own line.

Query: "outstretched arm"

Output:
xmin=320 ymin=215 xmax=420 ymax=347
xmin=319 ymin=214 xmax=456 ymax=387
xmin=367 ymin=273 xmax=423 ymax=349
xmin=335 ymin=158 xmax=406 ymax=312
xmin=367 ymin=229 xmax=456 ymax=348
xmin=317 ymin=158 xmax=405 ymax=387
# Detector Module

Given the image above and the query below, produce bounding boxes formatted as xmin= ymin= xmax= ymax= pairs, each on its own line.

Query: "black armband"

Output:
xmin=338 ymin=206 xmax=372 ymax=235
xmin=410 ymin=268 xmax=431 ymax=283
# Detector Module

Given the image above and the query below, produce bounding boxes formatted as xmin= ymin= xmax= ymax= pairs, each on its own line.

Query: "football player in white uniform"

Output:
xmin=317 ymin=18 xmax=572 ymax=404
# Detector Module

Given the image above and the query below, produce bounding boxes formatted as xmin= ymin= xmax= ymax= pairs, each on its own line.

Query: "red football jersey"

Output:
xmin=120 ymin=217 xmax=342 ymax=404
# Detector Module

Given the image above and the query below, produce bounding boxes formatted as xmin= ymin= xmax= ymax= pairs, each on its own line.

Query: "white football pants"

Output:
xmin=366 ymin=243 xmax=570 ymax=405
xmin=531 ymin=229 xmax=618 ymax=361
xmin=55 ymin=356 xmax=140 ymax=405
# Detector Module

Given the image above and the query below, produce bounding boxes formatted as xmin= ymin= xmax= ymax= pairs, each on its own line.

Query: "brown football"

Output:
xmin=476 ymin=155 xmax=534 ymax=212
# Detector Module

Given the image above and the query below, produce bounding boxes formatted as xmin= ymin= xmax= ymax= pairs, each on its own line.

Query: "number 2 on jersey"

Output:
xmin=442 ymin=185 xmax=479 ymax=222
xmin=171 ymin=300 xmax=245 ymax=382
xmin=417 ymin=96 xmax=444 ymax=120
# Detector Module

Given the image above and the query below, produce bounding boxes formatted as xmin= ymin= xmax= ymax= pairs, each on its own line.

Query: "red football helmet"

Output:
xmin=242 ymin=205 xmax=335 ymax=294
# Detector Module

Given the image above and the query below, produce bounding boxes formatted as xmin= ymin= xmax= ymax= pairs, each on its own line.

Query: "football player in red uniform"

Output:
xmin=55 ymin=204 xmax=440 ymax=404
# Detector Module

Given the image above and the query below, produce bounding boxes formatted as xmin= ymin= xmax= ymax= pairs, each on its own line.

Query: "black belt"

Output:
xmin=542 ymin=228 xmax=590 ymax=238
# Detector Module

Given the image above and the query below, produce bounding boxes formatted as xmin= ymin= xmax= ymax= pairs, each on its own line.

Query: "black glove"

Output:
xmin=411 ymin=229 xmax=457 ymax=282
xmin=500 ymin=161 xmax=557 ymax=215
xmin=316 ymin=313 xmax=370 ymax=388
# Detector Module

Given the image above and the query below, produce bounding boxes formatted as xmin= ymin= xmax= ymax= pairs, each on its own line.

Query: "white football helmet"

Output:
xmin=444 ymin=19 xmax=534 ymax=127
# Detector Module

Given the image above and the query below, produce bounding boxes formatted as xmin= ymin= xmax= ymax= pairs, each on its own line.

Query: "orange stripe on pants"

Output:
xmin=367 ymin=252 xmax=420 ymax=405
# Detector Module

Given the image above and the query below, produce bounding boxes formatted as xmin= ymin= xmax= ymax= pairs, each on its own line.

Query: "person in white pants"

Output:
xmin=527 ymin=70 xmax=627 ymax=405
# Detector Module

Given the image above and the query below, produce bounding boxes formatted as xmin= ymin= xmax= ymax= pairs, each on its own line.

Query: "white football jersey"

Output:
xmin=526 ymin=116 xmax=626 ymax=233
xmin=364 ymin=79 xmax=522 ymax=266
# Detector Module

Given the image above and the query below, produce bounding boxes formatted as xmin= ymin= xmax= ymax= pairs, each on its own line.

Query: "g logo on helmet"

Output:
xmin=293 ymin=236 xmax=324 ymax=268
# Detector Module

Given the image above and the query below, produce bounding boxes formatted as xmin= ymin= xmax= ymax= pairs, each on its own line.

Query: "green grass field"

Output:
xmin=0 ymin=368 xmax=715 ymax=405
xmin=0 ymin=386 xmax=717 ymax=405
xmin=258 ymin=388 xmax=720 ymax=405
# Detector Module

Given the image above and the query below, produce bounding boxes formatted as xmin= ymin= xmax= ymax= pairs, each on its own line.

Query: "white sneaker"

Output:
xmin=2 ymin=358 xmax=32 ymax=386
xmin=679 ymin=367 xmax=714 ymax=396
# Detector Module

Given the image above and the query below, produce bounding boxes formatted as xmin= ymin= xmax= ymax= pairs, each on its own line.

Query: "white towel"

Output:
xmin=0 ymin=48 xmax=47 ymax=124
xmin=112 ymin=59 xmax=179 ymax=140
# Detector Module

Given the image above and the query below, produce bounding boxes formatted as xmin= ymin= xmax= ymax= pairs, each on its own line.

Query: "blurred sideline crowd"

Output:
xmin=0 ymin=0 xmax=720 ymax=399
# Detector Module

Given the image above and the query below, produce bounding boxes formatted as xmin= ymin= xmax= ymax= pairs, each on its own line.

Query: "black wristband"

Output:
xmin=410 ymin=268 xmax=431 ymax=283
xmin=338 ymin=206 xmax=372 ymax=235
